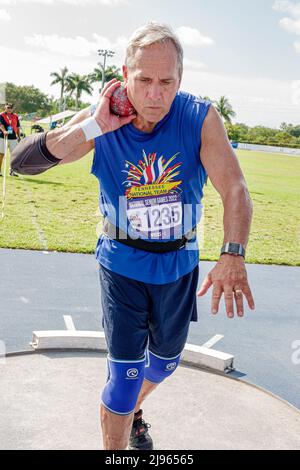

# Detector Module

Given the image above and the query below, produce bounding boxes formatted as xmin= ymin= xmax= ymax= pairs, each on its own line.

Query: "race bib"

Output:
xmin=124 ymin=150 xmax=184 ymax=240
xmin=127 ymin=193 xmax=182 ymax=240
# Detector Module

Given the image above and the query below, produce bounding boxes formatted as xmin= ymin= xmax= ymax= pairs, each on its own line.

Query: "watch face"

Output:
xmin=228 ymin=243 xmax=239 ymax=254
xmin=221 ymin=243 xmax=245 ymax=258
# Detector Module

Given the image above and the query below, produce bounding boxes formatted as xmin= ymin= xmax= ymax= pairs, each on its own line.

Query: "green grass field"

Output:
xmin=0 ymin=147 xmax=299 ymax=266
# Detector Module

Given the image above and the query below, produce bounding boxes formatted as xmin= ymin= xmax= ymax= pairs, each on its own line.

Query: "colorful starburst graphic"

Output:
xmin=122 ymin=150 xmax=182 ymax=198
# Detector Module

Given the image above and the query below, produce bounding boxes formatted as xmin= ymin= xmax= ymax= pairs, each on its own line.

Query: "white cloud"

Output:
xmin=279 ymin=16 xmax=300 ymax=34
xmin=25 ymin=33 xmax=128 ymax=58
xmin=0 ymin=0 xmax=128 ymax=6
xmin=176 ymin=26 xmax=214 ymax=48
xmin=273 ymin=1 xmax=300 ymax=51
xmin=0 ymin=8 xmax=10 ymax=20
xmin=273 ymin=0 xmax=300 ymax=17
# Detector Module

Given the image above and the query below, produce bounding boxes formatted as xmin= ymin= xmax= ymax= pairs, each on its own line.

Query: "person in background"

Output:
xmin=0 ymin=102 xmax=21 ymax=177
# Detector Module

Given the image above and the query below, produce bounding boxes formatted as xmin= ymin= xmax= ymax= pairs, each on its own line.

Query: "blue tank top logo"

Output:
xmin=123 ymin=150 xmax=183 ymax=240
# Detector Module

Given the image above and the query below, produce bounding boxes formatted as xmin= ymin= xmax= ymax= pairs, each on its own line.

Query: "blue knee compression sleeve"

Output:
xmin=144 ymin=350 xmax=181 ymax=384
xmin=101 ymin=356 xmax=146 ymax=415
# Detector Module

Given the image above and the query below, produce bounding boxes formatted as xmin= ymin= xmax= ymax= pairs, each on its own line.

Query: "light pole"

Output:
xmin=97 ymin=49 xmax=115 ymax=92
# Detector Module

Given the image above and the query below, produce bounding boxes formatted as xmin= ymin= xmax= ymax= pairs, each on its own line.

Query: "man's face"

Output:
xmin=123 ymin=41 xmax=181 ymax=124
xmin=5 ymin=105 xmax=12 ymax=114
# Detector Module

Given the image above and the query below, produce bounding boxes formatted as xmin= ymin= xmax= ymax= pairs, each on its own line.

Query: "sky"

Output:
xmin=0 ymin=0 xmax=299 ymax=127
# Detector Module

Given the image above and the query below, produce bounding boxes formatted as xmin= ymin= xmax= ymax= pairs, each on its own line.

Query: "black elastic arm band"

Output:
xmin=11 ymin=132 xmax=61 ymax=175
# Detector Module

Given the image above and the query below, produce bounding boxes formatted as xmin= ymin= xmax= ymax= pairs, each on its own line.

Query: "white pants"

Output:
xmin=0 ymin=137 xmax=18 ymax=155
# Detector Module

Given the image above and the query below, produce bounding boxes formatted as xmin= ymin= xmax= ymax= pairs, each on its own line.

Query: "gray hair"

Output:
xmin=125 ymin=22 xmax=184 ymax=79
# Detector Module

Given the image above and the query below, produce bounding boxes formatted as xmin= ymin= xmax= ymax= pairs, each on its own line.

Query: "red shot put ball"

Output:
xmin=110 ymin=85 xmax=135 ymax=117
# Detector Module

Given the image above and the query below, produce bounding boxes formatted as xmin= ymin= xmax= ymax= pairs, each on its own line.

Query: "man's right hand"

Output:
xmin=94 ymin=79 xmax=136 ymax=135
xmin=43 ymin=79 xmax=136 ymax=164
xmin=2 ymin=130 xmax=8 ymax=136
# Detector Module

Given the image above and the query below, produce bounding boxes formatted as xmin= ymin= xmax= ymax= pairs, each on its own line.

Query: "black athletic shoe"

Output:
xmin=9 ymin=170 xmax=18 ymax=177
xmin=128 ymin=409 xmax=153 ymax=450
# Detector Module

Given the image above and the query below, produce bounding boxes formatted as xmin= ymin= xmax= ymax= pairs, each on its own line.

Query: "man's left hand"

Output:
xmin=197 ymin=254 xmax=255 ymax=319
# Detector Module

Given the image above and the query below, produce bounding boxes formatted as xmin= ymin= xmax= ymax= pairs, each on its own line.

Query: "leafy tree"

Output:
xmin=2 ymin=82 xmax=50 ymax=115
xmin=225 ymin=123 xmax=248 ymax=141
xmin=280 ymin=122 xmax=288 ymax=131
xmin=50 ymin=67 xmax=69 ymax=111
xmin=274 ymin=132 xmax=293 ymax=144
xmin=64 ymin=95 xmax=90 ymax=111
xmin=235 ymin=123 xmax=249 ymax=139
xmin=103 ymin=65 xmax=123 ymax=83
xmin=89 ymin=65 xmax=123 ymax=92
xmin=223 ymin=122 xmax=300 ymax=148
xmin=48 ymin=95 xmax=60 ymax=115
xmin=65 ymin=73 xmax=93 ymax=110
xmin=288 ymin=125 xmax=300 ymax=138
xmin=225 ymin=123 xmax=237 ymax=141
xmin=214 ymin=96 xmax=236 ymax=124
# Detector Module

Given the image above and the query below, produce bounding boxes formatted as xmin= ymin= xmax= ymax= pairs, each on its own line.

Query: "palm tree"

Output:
xmin=89 ymin=65 xmax=123 ymax=92
xmin=103 ymin=65 xmax=123 ymax=83
xmin=214 ymin=96 xmax=236 ymax=124
xmin=65 ymin=73 xmax=93 ymax=110
xmin=50 ymin=67 xmax=69 ymax=111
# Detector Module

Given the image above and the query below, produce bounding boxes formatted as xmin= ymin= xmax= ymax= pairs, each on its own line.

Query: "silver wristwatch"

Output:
xmin=221 ymin=242 xmax=245 ymax=258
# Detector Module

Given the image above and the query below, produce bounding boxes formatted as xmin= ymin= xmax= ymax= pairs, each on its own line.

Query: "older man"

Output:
xmin=11 ymin=22 xmax=255 ymax=450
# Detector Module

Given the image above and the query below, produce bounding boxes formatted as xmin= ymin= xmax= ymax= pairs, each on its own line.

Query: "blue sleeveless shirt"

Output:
xmin=91 ymin=91 xmax=211 ymax=284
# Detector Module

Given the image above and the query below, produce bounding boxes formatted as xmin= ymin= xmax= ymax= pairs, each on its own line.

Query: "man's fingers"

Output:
xmin=211 ymin=283 xmax=223 ymax=315
xmin=242 ymin=284 xmax=255 ymax=310
xmin=223 ymin=286 xmax=234 ymax=319
xmin=197 ymin=275 xmax=212 ymax=297
xmin=234 ymin=287 xmax=244 ymax=317
xmin=198 ymin=277 xmax=255 ymax=318
xmin=100 ymin=78 xmax=118 ymax=96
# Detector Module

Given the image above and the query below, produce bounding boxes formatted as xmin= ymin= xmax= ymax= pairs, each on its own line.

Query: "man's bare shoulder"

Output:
xmin=200 ymin=104 xmax=232 ymax=153
xmin=202 ymin=104 xmax=222 ymax=134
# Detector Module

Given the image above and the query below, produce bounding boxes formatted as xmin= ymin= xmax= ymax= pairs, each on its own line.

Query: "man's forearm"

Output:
xmin=46 ymin=124 xmax=86 ymax=160
xmin=222 ymin=184 xmax=253 ymax=249
xmin=10 ymin=106 xmax=97 ymax=174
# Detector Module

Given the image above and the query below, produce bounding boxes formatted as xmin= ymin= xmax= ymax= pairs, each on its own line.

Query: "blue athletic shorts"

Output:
xmin=98 ymin=264 xmax=199 ymax=360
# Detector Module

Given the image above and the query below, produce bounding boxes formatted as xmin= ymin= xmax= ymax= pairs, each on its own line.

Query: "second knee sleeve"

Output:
xmin=144 ymin=350 xmax=181 ymax=384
